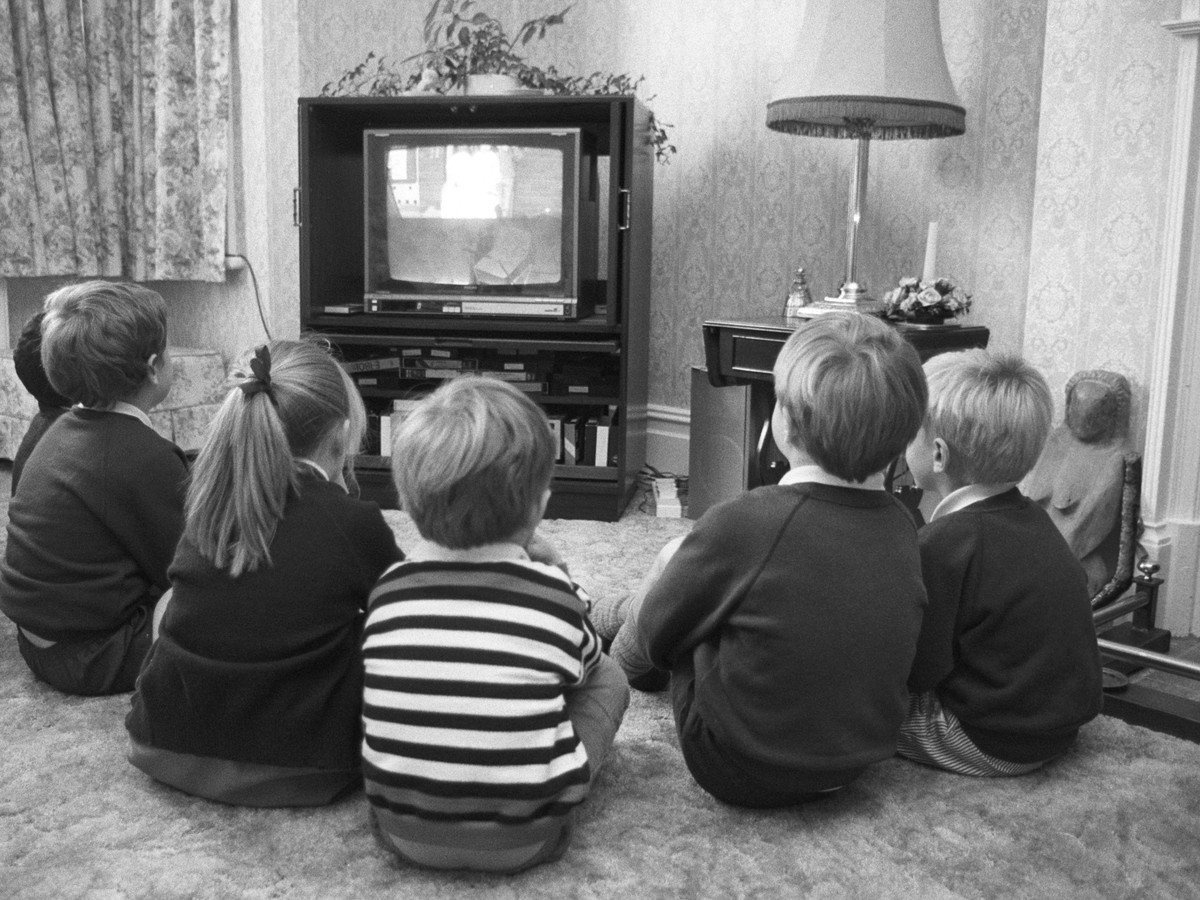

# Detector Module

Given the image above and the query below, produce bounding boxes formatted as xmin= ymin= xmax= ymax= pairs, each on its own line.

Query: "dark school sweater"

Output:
xmin=11 ymin=404 xmax=69 ymax=494
xmin=1 ymin=409 xmax=188 ymax=639
xmin=126 ymin=472 xmax=402 ymax=771
xmin=638 ymin=482 xmax=928 ymax=774
xmin=908 ymin=489 xmax=1103 ymax=763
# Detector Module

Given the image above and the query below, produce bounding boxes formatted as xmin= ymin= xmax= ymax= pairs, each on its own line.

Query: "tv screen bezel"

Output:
xmin=362 ymin=126 xmax=583 ymax=309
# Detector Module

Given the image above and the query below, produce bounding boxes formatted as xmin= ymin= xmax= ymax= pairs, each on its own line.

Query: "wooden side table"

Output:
xmin=699 ymin=316 xmax=990 ymax=490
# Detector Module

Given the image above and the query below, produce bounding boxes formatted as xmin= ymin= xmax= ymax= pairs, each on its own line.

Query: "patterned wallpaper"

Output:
xmin=0 ymin=0 xmax=1180 ymax=442
xmin=637 ymin=0 xmax=1051 ymax=412
xmin=1023 ymin=0 xmax=1179 ymax=440
xmin=298 ymin=0 xmax=1057 ymax=412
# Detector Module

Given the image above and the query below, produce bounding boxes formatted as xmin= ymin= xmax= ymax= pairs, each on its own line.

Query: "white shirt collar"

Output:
xmin=778 ymin=464 xmax=886 ymax=492
xmin=79 ymin=401 xmax=153 ymax=429
xmin=295 ymin=458 xmax=330 ymax=481
xmin=929 ymin=483 xmax=1016 ymax=521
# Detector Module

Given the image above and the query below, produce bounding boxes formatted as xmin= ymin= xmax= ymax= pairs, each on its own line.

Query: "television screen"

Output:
xmin=364 ymin=128 xmax=583 ymax=308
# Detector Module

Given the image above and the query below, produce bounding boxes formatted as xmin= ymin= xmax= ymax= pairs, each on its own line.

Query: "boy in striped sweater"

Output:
xmin=362 ymin=376 xmax=629 ymax=873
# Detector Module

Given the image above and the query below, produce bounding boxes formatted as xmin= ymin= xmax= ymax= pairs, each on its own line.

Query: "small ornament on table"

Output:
xmin=784 ymin=267 xmax=814 ymax=318
xmin=882 ymin=276 xmax=973 ymax=326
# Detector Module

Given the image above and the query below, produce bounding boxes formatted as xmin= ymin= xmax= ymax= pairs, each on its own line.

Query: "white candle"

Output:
xmin=922 ymin=221 xmax=939 ymax=284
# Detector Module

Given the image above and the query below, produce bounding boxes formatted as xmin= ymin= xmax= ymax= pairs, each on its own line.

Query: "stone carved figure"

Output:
xmin=1021 ymin=370 xmax=1135 ymax=597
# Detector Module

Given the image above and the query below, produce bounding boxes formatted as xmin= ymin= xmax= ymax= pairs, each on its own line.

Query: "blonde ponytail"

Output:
xmin=184 ymin=339 xmax=364 ymax=576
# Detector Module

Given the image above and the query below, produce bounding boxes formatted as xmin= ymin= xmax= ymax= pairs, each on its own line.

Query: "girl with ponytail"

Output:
xmin=126 ymin=339 xmax=402 ymax=807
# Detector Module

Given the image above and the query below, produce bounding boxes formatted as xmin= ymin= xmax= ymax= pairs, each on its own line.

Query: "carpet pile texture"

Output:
xmin=4 ymin=506 xmax=1200 ymax=899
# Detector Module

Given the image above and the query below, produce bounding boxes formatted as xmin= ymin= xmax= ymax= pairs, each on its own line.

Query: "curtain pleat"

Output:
xmin=0 ymin=0 xmax=229 ymax=282
xmin=0 ymin=1 xmax=40 ymax=275
xmin=82 ymin=0 xmax=124 ymax=275
xmin=193 ymin=0 xmax=229 ymax=280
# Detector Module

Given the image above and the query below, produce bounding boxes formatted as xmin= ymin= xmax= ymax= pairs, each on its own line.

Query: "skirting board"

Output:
xmin=646 ymin=403 xmax=690 ymax=476
xmin=1141 ymin=521 xmax=1200 ymax=636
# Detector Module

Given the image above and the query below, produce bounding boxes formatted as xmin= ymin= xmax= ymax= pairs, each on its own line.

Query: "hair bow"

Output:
xmin=239 ymin=345 xmax=274 ymax=401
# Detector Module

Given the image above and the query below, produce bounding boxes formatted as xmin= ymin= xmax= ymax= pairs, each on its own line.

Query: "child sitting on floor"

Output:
xmin=126 ymin=340 xmax=402 ymax=807
xmin=0 ymin=281 xmax=187 ymax=695
xmin=361 ymin=376 xmax=629 ymax=873
xmin=10 ymin=311 xmax=72 ymax=494
xmin=606 ymin=312 xmax=929 ymax=807
xmin=899 ymin=349 xmax=1102 ymax=776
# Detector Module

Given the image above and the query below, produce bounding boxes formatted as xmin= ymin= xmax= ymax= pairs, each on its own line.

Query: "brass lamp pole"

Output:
xmin=766 ymin=0 xmax=966 ymax=315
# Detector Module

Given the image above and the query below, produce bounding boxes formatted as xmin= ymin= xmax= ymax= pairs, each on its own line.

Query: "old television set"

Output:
xmin=363 ymin=127 xmax=599 ymax=319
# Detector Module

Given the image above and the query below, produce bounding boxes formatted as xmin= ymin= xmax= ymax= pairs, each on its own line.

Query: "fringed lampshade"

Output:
xmin=768 ymin=0 xmax=965 ymax=313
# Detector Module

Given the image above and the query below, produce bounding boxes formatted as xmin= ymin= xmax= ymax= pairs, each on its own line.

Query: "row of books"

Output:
xmin=549 ymin=409 xmax=618 ymax=467
xmin=368 ymin=400 xmax=617 ymax=468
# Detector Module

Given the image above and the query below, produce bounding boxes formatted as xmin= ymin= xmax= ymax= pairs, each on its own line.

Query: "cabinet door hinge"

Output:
xmin=617 ymin=188 xmax=632 ymax=231
xmin=293 ymin=188 xmax=302 ymax=227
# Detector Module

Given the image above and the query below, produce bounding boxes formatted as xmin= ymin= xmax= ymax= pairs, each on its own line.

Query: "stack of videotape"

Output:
xmin=486 ymin=352 xmax=552 ymax=395
xmin=548 ymin=408 xmax=618 ymax=468
xmin=343 ymin=354 xmax=402 ymax=387
xmin=345 ymin=349 xmax=477 ymax=390
xmin=347 ymin=348 xmax=553 ymax=396
xmin=548 ymin=358 xmax=619 ymax=399
xmin=399 ymin=349 xmax=480 ymax=382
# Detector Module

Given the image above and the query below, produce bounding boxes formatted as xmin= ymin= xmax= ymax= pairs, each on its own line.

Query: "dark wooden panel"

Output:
xmin=700 ymin=316 xmax=991 ymax=490
xmin=299 ymin=95 xmax=651 ymax=521
xmin=1102 ymin=684 xmax=1200 ymax=743
xmin=703 ymin=316 xmax=991 ymax=387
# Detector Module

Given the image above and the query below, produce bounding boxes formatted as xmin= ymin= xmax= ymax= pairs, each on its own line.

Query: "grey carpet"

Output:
xmin=3 ymin=487 xmax=1200 ymax=899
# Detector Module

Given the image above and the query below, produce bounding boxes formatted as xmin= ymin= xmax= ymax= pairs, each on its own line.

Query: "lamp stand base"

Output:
xmin=788 ymin=295 xmax=885 ymax=319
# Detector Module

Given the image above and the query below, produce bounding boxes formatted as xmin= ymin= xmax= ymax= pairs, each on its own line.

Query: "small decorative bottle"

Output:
xmin=784 ymin=266 xmax=814 ymax=318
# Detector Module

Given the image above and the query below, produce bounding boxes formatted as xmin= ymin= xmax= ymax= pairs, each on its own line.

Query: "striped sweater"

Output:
xmin=361 ymin=557 xmax=602 ymax=853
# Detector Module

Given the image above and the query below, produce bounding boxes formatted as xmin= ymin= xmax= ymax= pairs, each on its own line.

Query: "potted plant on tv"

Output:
xmin=407 ymin=0 xmax=570 ymax=95
xmin=321 ymin=0 xmax=676 ymax=163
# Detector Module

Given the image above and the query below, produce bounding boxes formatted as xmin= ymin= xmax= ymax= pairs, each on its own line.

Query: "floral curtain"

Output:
xmin=0 ymin=0 xmax=230 ymax=282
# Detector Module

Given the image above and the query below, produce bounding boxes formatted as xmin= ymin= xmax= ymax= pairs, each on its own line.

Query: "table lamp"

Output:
xmin=767 ymin=0 xmax=966 ymax=314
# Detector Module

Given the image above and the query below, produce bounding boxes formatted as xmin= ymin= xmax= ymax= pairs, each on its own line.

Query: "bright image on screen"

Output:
xmin=384 ymin=143 xmax=565 ymax=289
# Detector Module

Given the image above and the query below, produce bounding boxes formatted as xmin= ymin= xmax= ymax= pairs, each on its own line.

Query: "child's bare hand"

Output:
xmin=526 ymin=531 xmax=569 ymax=574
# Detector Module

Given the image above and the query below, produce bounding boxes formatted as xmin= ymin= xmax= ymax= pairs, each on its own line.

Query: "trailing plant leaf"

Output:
xmin=321 ymin=0 xmax=676 ymax=163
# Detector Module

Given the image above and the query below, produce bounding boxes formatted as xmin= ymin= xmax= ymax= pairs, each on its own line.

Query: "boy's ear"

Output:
xmin=524 ymin=488 xmax=552 ymax=534
xmin=932 ymin=437 xmax=950 ymax=474
xmin=146 ymin=353 xmax=163 ymax=384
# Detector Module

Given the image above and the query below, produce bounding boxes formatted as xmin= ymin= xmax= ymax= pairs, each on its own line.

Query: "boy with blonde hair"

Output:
xmin=1 ymin=281 xmax=187 ymax=695
xmin=361 ymin=376 xmax=629 ymax=872
xmin=608 ymin=313 xmax=929 ymax=807
xmin=900 ymin=350 xmax=1102 ymax=775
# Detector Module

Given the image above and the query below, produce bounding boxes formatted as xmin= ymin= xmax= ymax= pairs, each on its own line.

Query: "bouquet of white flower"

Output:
xmin=882 ymin=276 xmax=972 ymax=324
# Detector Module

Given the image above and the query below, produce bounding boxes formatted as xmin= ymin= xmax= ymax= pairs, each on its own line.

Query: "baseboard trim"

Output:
xmin=1141 ymin=519 xmax=1200 ymax=636
xmin=646 ymin=403 xmax=690 ymax=475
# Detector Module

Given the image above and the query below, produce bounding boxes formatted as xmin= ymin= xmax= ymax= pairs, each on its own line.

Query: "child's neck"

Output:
xmin=407 ymin=538 xmax=530 ymax=564
xmin=779 ymin=446 xmax=881 ymax=485
xmin=779 ymin=444 xmax=818 ymax=471
xmin=117 ymin=382 xmax=163 ymax=415
xmin=408 ymin=518 xmax=539 ymax=565
xmin=297 ymin=446 xmax=343 ymax=482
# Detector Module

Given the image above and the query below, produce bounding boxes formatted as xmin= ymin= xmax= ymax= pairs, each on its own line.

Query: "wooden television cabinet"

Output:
xmin=298 ymin=94 xmax=654 ymax=521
